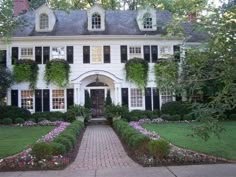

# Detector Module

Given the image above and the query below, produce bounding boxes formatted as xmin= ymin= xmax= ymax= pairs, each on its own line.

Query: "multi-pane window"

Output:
xmin=143 ymin=13 xmax=153 ymax=29
xmin=160 ymin=46 xmax=172 ymax=58
xmin=21 ymin=90 xmax=33 ymax=110
xmin=40 ymin=14 xmax=49 ymax=30
xmin=52 ymin=90 xmax=65 ymax=109
xmin=92 ymin=46 xmax=102 ymax=63
xmin=52 ymin=47 xmax=65 ymax=59
xmin=92 ymin=13 xmax=101 ymax=29
xmin=21 ymin=48 xmax=33 ymax=59
xmin=129 ymin=46 xmax=141 ymax=54
xmin=131 ymin=88 xmax=143 ymax=107
xmin=161 ymin=90 xmax=173 ymax=105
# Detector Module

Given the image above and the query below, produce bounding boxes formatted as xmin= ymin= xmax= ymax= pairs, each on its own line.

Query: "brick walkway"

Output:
xmin=68 ymin=125 xmax=139 ymax=170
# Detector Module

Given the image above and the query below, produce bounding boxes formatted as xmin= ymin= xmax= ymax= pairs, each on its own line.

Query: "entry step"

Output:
xmin=88 ymin=117 xmax=110 ymax=125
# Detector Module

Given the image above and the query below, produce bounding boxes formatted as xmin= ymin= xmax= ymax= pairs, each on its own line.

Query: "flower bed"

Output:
xmin=0 ymin=120 xmax=84 ymax=171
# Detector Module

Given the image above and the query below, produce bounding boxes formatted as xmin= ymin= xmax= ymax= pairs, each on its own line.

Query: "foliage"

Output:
xmin=183 ymin=114 xmax=194 ymax=120
xmin=59 ymin=133 xmax=76 ymax=147
xmin=31 ymin=112 xmax=65 ymax=122
xmin=0 ymin=68 xmax=13 ymax=104
xmin=13 ymin=59 xmax=39 ymax=90
xmin=45 ymin=59 xmax=70 ymax=88
xmin=0 ymin=106 xmax=31 ymax=122
xmin=105 ymin=90 xmax=112 ymax=106
xmin=229 ymin=114 xmax=236 ymax=121
xmin=154 ymin=61 xmax=178 ymax=92
xmin=148 ymin=140 xmax=170 ymax=159
xmin=125 ymin=58 xmax=149 ymax=89
xmin=32 ymin=142 xmax=53 ymax=160
xmin=104 ymin=104 xmax=128 ymax=119
xmin=84 ymin=90 xmax=92 ymax=109
xmin=15 ymin=118 xmax=25 ymax=124
xmin=161 ymin=101 xmax=192 ymax=118
xmin=49 ymin=142 xmax=66 ymax=155
xmin=54 ymin=136 xmax=73 ymax=152
xmin=2 ymin=118 xmax=12 ymax=125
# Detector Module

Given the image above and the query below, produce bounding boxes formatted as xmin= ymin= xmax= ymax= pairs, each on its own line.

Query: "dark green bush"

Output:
xmin=2 ymin=118 xmax=13 ymax=125
xmin=105 ymin=104 xmax=129 ymax=119
xmin=229 ymin=114 xmax=236 ymax=120
xmin=161 ymin=101 xmax=191 ymax=118
xmin=29 ymin=118 xmax=36 ymax=122
xmin=120 ymin=127 xmax=138 ymax=143
xmin=59 ymin=133 xmax=76 ymax=147
xmin=31 ymin=112 xmax=65 ymax=122
xmin=54 ymin=136 xmax=73 ymax=152
xmin=219 ymin=114 xmax=227 ymax=120
xmin=0 ymin=106 xmax=31 ymax=122
xmin=161 ymin=114 xmax=171 ymax=121
xmin=37 ymin=118 xmax=47 ymax=122
xmin=128 ymin=110 xmax=145 ymax=121
xmin=31 ymin=142 xmax=52 ymax=160
xmin=148 ymin=140 xmax=170 ymax=159
xmin=170 ymin=114 xmax=181 ymax=121
xmin=183 ymin=114 xmax=193 ymax=120
xmin=64 ymin=109 xmax=76 ymax=122
xmin=15 ymin=118 xmax=25 ymax=124
xmin=49 ymin=142 xmax=66 ymax=155
xmin=128 ymin=134 xmax=150 ymax=150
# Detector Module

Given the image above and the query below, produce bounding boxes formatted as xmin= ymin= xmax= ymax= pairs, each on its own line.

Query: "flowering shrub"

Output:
xmin=23 ymin=121 xmax=37 ymax=126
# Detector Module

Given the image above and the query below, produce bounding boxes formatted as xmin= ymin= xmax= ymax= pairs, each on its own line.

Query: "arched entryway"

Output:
xmin=72 ymin=70 xmax=122 ymax=118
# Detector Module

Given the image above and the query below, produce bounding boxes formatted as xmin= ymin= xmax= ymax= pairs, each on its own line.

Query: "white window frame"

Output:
xmin=51 ymin=46 xmax=65 ymax=60
xmin=91 ymin=46 xmax=103 ymax=64
xmin=92 ymin=13 xmax=101 ymax=29
xmin=130 ymin=88 xmax=144 ymax=109
xmin=143 ymin=13 xmax=153 ymax=29
xmin=160 ymin=90 xmax=174 ymax=107
xmin=51 ymin=89 xmax=65 ymax=111
xmin=159 ymin=45 xmax=172 ymax=58
xmin=20 ymin=90 xmax=34 ymax=111
xmin=129 ymin=46 xmax=142 ymax=59
xmin=20 ymin=47 xmax=34 ymax=60
xmin=40 ymin=13 xmax=49 ymax=30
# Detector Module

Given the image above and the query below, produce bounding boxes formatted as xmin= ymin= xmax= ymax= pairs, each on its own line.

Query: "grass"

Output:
xmin=143 ymin=122 xmax=236 ymax=160
xmin=0 ymin=126 xmax=53 ymax=159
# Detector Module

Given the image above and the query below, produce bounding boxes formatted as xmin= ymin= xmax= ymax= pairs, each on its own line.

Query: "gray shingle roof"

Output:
xmin=13 ymin=9 xmax=206 ymax=42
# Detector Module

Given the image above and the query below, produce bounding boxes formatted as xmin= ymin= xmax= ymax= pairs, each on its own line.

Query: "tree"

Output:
xmin=0 ymin=67 xmax=13 ymax=105
xmin=84 ymin=90 xmax=92 ymax=109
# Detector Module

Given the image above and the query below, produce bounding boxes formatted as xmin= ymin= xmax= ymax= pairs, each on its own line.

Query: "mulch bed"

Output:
xmin=0 ymin=128 xmax=85 ymax=171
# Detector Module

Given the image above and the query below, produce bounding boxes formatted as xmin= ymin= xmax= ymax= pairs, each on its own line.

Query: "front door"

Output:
xmin=91 ymin=89 xmax=105 ymax=118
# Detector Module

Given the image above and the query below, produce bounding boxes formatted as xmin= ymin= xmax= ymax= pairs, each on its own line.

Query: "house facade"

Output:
xmin=0 ymin=2 xmax=203 ymax=117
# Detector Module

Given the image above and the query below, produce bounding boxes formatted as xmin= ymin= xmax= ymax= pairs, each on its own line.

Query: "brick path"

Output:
xmin=68 ymin=125 xmax=139 ymax=170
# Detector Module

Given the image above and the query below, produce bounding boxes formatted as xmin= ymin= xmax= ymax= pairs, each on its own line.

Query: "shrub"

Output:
xmin=0 ymin=106 xmax=31 ymax=122
xmin=229 ymin=114 xmax=236 ymax=120
xmin=161 ymin=114 xmax=171 ymax=121
xmin=170 ymin=114 xmax=181 ymax=121
xmin=29 ymin=118 xmax=36 ymax=122
xmin=161 ymin=101 xmax=191 ymax=118
xmin=15 ymin=118 xmax=25 ymax=124
xmin=59 ymin=133 xmax=76 ymax=147
xmin=128 ymin=134 xmax=150 ymax=150
xmin=105 ymin=104 xmax=129 ymax=119
xmin=32 ymin=142 xmax=52 ymax=160
xmin=128 ymin=110 xmax=145 ymax=121
xmin=2 ymin=118 xmax=13 ymax=125
xmin=183 ymin=114 xmax=193 ymax=120
xmin=38 ymin=118 xmax=47 ymax=123
xmin=148 ymin=140 xmax=170 ymax=159
xmin=64 ymin=109 xmax=76 ymax=122
xmin=54 ymin=137 xmax=73 ymax=152
xmin=219 ymin=114 xmax=227 ymax=120
xmin=49 ymin=142 xmax=66 ymax=155
xmin=31 ymin=112 xmax=65 ymax=122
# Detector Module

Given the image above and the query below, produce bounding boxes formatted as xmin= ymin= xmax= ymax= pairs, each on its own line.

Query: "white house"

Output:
xmin=0 ymin=2 xmax=204 ymax=117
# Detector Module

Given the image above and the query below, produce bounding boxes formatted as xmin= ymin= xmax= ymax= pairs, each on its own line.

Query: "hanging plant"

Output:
xmin=44 ymin=59 xmax=70 ymax=88
xmin=125 ymin=57 xmax=149 ymax=89
xmin=13 ymin=59 xmax=39 ymax=90
xmin=154 ymin=61 xmax=178 ymax=91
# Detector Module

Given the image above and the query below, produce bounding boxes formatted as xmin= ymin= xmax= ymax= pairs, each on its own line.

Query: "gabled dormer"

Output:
xmin=87 ymin=4 xmax=105 ymax=31
xmin=137 ymin=7 xmax=157 ymax=31
xmin=35 ymin=4 xmax=56 ymax=32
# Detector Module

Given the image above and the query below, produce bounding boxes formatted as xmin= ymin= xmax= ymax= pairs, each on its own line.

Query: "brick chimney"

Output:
xmin=14 ymin=0 xmax=30 ymax=16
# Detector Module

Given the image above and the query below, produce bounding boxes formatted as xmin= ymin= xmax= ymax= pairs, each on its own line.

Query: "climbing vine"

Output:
xmin=125 ymin=58 xmax=149 ymax=89
xmin=44 ymin=59 xmax=70 ymax=88
xmin=13 ymin=59 xmax=39 ymax=90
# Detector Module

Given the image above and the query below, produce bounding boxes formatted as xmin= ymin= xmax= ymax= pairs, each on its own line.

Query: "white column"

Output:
xmin=73 ymin=82 xmax=81 ymax=105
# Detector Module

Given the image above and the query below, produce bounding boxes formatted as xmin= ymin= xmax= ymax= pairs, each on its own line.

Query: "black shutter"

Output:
xmin=67 ymin=46 xmax=73 ymax=64
xmin=0 ymin=50 xmax=6 ymax=68
xmin=35 ymin=47 xmax=42 ymax=64
xmin=12 ymin=47 xmax=18 ymax=65
xmin=145 ymin=87 xmax=152 ymax=110
xmin=67 ymin=89 xmax=74 ymax=109
xmin=174 ymin=45 xmax=180 ymax=62
xmin=35 ymin=89 xmax=42 ymax=112
xmin=121 ymin=88 xmax=129 ymax=106
xmin=43 ymin=89 xmax=50 ymax=112
xmin=83 ymin=46 xmax=90 ymax=63
xmin=153 ymin=88 xmax=160 ymax=110
xmin=151 ymin=45 xmax=158 ymax=63
xmin=43 ymin=47 xmax=50 ymax=64
xmin=120 ymin=45 xmax=127 ymax=63
xmin=144 ymin=46 xmax=150 ymax=63
xmin=104 ymin=46 xmax=110 ymax=63
xmin=11 ymin=90 xmax=18 ymax=106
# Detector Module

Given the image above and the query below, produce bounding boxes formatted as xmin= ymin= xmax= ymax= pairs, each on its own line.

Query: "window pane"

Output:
xmin=131 ymin=88 xmax=143 ymax=107
xmin=21 ymin=90 xmax=33 ymax=110
xmin=143 ymin=13 xmax=153 ymax=29
xmin=52 ymin=90 xmax=65 ymax=109
xmin=52 ymin=47 xmax=65 ymax=59
xmin=92 ymin=13 xmax=101 ymax=29
xmin=21 ymin=48 xmax=33 ymax=59
xmin=92 ymin=46 xmax=102 ymax=63
xmin=40 ymin=14 xmax=49 ymax=30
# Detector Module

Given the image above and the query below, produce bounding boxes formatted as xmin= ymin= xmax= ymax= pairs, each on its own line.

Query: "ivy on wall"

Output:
xmin=44 ymin=59 xmax=70 ymax=88
xmin=13 ymin=59 xmax=39 ymax=90
xmin=125 ymin=57 xmax=149 ymax=89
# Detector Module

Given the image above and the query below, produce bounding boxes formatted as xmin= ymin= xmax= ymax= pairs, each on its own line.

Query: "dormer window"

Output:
xmin=92 ymin=13 xmax=101 ymax=29
xmin=143 ymin=13 xmax=152 ymax=29
xmin=40 ymin=13 xmax=49 ymax=30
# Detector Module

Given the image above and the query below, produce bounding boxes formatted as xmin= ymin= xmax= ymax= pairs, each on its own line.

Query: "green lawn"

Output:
xmin=143 ymin=122 xmax=236 ymax=160
xmin=0 ymin=126 xmax=53 ymax=159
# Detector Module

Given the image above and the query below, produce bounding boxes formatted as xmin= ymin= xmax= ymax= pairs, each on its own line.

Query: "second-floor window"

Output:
xmin=92 ymin=46 xmax=102 ymax=63
xmin=143 ymin=13 xmax=153 ymax=29
xmin=40 ymin=13 xmax=49 ymax=30
xmin=52 ymin=47 xmax=65 ymax=59
xmin=92 ymin=13 xmax=101 ymax=29
xmin=20 ymin=48 xmax=33 ymax=59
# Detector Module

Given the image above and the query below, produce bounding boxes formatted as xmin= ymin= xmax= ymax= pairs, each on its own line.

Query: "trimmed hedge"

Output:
xmin=15 ymin=118 xmax=25 ymax=124
xmin=0 ymin=106 xmax=31 ymax=122
xmin=31 ymin=142 xmax=53 ymax=160
xmin=229 ymin=114 xmax=236 ymax=120
xmin=148 ymin=140 xmax=170 ymax=159
xmin=2 ymin=118 xmax=13 ymax=125
xmin=31 ymin=112 xmax=65 ymax=122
